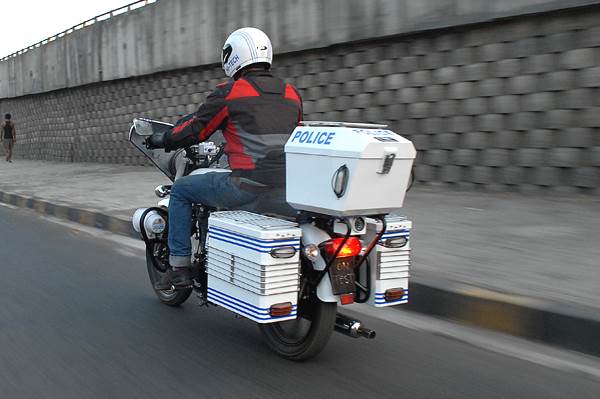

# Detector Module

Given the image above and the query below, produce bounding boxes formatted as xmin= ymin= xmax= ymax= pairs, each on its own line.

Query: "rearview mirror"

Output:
xmin=133 ymin=118 xmax=155 ymax=136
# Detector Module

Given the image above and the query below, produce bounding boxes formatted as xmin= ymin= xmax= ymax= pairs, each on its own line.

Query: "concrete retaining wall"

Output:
xmin=2 ymin=0 xmax=600 ymax=98
xmin=1 ymin=1 xmax=599 ymax=192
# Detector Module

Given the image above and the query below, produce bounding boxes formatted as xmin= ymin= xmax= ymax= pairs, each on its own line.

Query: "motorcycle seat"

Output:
xmin=238 ymin=188 xmax=299 ymax=221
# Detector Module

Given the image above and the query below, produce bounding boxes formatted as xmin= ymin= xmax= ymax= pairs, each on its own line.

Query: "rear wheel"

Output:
xmin=259 ymin=296 xmax=337 ymax=361
xmin=146 ymin=245 xmax=192 ymax=306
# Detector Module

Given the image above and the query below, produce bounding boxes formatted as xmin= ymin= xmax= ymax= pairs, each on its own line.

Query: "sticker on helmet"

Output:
xmin=222 ymin=44 xmax=233 ymax=65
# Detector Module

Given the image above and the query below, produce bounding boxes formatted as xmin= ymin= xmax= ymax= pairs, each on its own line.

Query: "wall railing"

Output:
xmin=0 ymin=0 xmax=158 ymax=62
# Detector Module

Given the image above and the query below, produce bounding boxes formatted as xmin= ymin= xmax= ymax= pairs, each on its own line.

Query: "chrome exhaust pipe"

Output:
xmin=334 ymin=313 xmax=376 ymax=339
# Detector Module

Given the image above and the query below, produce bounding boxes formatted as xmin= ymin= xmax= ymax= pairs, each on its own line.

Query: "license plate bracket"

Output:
xmin=328 ymin=258 xmax=356 ymax=295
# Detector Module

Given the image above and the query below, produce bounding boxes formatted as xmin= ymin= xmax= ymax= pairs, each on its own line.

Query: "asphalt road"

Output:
xmin=1 ymin=205 xmax=599 ymax=399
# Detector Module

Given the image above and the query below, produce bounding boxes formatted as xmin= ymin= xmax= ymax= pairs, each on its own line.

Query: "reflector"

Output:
xmin=270 ymin=246 xmax=297 ymax=259
xmin=382 ymin=236 xmax=408 ymax=248
xmin=340 ymin=293 xmax=355 ymax=305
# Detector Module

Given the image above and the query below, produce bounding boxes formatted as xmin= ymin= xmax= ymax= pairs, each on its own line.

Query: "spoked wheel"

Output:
xmin=259 ymin=295 xmax=337 ymax=361
xmin=146 ymin=243 xmax=192 ymax=306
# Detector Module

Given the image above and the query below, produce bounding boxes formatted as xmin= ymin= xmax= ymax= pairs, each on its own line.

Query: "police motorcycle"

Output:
xmin=129 ymin=118 xmax=416 ymax=360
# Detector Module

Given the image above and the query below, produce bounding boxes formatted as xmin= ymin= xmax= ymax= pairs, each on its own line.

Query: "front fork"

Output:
xmin=142 ymin=204 xmax=210 ymax=293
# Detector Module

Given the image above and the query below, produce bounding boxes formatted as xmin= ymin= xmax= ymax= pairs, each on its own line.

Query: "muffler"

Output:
xmin=334 ymin=313 xmax=376 ymax=339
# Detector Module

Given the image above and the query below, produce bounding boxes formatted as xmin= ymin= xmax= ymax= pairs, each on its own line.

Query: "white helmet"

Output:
xmin=222 ymin=27 xmax=273 ymax=78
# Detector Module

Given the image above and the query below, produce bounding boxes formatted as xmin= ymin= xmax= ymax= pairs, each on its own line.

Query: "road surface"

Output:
xmin=0 ymin=205 xmax=599 ymax=398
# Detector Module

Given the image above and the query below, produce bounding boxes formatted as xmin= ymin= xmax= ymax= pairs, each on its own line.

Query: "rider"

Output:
xmin=146 ymin=27 xmax=303 ymax=289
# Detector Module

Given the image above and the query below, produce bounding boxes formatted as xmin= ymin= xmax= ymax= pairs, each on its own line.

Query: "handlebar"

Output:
xmin=183 ymin=142 xmax=227 ymax=170
xmin=205 ymin=143 xmax=226 ymax=167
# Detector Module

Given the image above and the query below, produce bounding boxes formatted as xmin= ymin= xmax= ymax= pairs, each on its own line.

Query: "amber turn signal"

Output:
xmin=384 ymin=288 xmax=405 ymax=302
xmin=270 ymin=302 xmax=293 ymax=317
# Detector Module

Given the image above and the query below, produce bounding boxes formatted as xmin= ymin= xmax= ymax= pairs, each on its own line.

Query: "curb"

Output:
xmin=407 ymin=279 xmax=600 ymax=357
xmin=0 ymin=191 xmax=138 ymax=239
xmin=2 ymin=190 xmax=599 ymax=357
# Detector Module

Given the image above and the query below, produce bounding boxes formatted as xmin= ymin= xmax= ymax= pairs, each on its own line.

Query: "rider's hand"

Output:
xmin=145 ymin=132 xmax=165 ymax=149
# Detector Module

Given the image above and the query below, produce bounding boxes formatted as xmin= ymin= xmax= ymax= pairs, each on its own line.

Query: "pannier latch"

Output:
xmin=377 ymin=153 xmax=396 ymax=175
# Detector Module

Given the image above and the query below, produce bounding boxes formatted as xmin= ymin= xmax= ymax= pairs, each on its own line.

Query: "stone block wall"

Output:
xmin=2 ymin=5 xmax=600 ymax=192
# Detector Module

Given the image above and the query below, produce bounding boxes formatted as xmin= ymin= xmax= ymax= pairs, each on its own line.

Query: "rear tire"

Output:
xmin=146 ymin=246 xmax=192 ymax=307
xmin=259 ymin=299 xmax=337 ymax=361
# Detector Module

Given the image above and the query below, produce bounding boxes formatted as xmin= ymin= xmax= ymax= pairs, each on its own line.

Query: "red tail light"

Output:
xmin=321 ymin=237 xmax=362 ymax=258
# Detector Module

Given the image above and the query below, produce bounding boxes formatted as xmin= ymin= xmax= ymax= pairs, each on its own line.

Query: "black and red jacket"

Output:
xmin=163 ymin=69 xmax=303 ymax=187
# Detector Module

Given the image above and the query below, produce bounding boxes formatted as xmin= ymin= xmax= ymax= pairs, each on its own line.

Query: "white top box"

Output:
xmin=285 ymin=122 xmax=417 ymax=216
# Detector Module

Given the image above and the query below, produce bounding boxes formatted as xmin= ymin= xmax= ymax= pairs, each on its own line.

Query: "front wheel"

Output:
xmin=146 ymin=245 xmax=192 ymax=306
xmin=259 ymin=299 xmax=337 ymax=361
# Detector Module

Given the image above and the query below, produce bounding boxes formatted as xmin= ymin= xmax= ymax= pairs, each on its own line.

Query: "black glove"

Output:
xmin=145 ymin=132 xmax=165 ymax=149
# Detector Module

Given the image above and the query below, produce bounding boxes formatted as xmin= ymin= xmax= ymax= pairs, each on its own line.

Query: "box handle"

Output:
xmin=331 ymin=165 xmax=349 ymax=198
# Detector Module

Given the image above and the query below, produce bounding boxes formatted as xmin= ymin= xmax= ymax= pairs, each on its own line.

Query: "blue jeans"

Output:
xmin=168 ymin=172 xmax=258 ymax=267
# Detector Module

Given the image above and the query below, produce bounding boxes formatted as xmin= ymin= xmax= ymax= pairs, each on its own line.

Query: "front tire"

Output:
xmin=259 ymin=299 xmax=337 ymax=361
xmin=146 ymin=246 xmax=192 ymax=306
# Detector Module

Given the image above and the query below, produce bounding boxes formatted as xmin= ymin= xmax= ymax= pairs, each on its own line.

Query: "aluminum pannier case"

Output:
xmin=206 ymin=211 xmax=302 ymax=323
xmin=365 ymin=215 xmax=411 ymax=307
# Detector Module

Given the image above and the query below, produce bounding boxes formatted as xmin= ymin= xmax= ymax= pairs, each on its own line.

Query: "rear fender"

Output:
xmin=300 ymin=223 xmax=337 ymax=303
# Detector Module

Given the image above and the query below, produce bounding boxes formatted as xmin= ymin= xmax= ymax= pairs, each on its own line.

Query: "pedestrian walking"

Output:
xmin=1 ymin=113 xmax=16 ymax=162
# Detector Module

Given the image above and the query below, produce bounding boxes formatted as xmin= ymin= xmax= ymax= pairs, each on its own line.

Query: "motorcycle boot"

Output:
xmin=154 ymin=267 xmax=193 ymax=290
